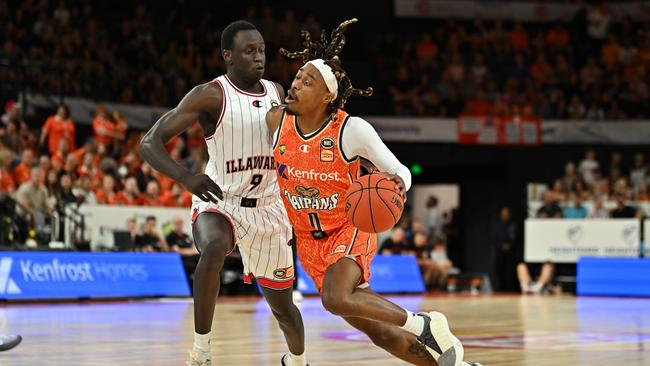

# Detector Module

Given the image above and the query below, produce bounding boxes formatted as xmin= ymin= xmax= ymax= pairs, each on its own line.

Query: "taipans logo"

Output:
xmin=295 ymin=185 xmax=320 ymax=198
xmin=252 ymin=100 xmax=264 ymax=108
xmin=276 ymin=165 xmax=340 ymax=182
xmin=273 ymin=266 xmax=294 ymax=279
xmin=0 ymin=258 xmax=21 ymax=294
xmin=567 ymin=225 xmax=584 ymax=245
xmin=284 ymin=189 xmax=339 ymax=211
xmin=279 ymin=144 xmax=286 ymax=155
xmin=299 ymin=144 xmax=310 ymax=153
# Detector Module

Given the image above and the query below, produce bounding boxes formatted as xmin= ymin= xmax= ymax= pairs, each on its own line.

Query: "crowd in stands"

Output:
xmin=379 ymin=196 xmax=458 ymax=291
xmin=384 ymin=3 xmax=650 ymax=118
xmin=0 ymin=99 xmax=203 ymax=244
xmin=1 ymin=2 xmax=649 ymax=118
xmin=537 ymin=149 xmax=649 ymax=219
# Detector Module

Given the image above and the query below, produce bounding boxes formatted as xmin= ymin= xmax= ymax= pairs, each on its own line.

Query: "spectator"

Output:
xmin=424 ymin=196 xmax=443 ymax=243
xmin=135 ymin=162 xmax=157 ymax=193
xmin=135 ymin=216 xmax=169 ymax=252
xmin=40 ymin=105 xmax=75 ymax=156
xmin=11 ymin=149 xmax=35 ymax=186
xmin=610 ymin=193 xmax=639 ymax=218
xmin=72 ymin=175 xmax=97 ymax=205
xmin=1 ymin=100 xmax=20 ymax=127
xmin=125 ymin=218 xmax=138 ymax=246
xmin=13 ymin=166 xmax=52 ymax=230
xmin=517 ymin=261 xmax=555 ymax=294
xmin=629 ymin=153 xmax=646 ymax=191
xmin=55 ymin=173 xmax=77 ymax=207
xmin=578 ymin=149 xmax=600 ymax=185
xmin=95 ymin=175 xmax=119 ymax=205
xmin=493 ymin=207 xmax=517 ymax=291
xmin=116 ymin=176 xmax=142 ymax=206
xmin=160 ymin=182 xmax=191 ymax=207
xmin=92 ymin=104 xmax=123 ymax=147
xmin=141 ymin=180 xmax=162 ymax=206
xmin=0 ymin=148 xmax=15 ymax=194
xmin=564 ymin=195 xmax=588 ymax=219
xmin=589 ymin=195 xmax=610 ymax=218
xmin=537 ymin=191 xmax=562 ymax=218
xmin=406 ymin=232 xmax=443 ymax=290
xmin=379 ymin=227 xmax=408 ymax=255
xmin=166 ymin=215 xmax=199 ymax=286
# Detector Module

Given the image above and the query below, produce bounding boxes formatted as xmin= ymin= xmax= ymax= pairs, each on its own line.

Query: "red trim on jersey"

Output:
xmin=224 ymin=75 xmax=267 ymax=97
xmin=271 ymin=81 xmax=283 ymax=102
xmin=243 ymin=273 xmax=294 ymax=289
xmin=191 ymin=208 xmax=237 ymax=255
xmin=257 ymin=277 xmax=294 ymax=290
xmin=215 ymin=79 xmax=227 ymax=128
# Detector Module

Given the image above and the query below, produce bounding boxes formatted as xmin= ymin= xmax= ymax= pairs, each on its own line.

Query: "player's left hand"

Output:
xmin=385 ymin=173 xmax=407 ymax=201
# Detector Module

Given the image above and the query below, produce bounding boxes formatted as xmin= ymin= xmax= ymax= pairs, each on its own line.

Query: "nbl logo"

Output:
xmin=0 ymin=258 xmax=21 ymax=294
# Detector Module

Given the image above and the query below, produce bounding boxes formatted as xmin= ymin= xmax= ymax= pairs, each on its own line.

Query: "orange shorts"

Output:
xmin=295 ymin=224 xmax=377 ymax=293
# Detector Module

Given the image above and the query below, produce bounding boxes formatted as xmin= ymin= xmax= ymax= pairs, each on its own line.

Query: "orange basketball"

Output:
xmin=344 ymin=172 xmax=404 ymax=233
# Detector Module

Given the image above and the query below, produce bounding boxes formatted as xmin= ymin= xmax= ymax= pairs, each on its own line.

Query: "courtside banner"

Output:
xmin=297 ymin=255 xmax=425 ymax=294
xmin=0 ymin=252 xmax=190 ymax=300
xmin=525 ymin=219 xmax=640 ymax=263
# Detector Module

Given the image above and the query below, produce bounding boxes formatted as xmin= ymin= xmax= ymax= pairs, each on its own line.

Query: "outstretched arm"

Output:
xmin=139 ymin=82 xmax=224 ymax=203
xmin=341 ymin=117 xmax=412 ymax=197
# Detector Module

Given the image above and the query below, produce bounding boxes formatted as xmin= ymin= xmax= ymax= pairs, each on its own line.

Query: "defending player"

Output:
xmin=268 ymin=19 xmax=481 ymax=366
xmin=140 ymin=21 xmax=307 ymax=366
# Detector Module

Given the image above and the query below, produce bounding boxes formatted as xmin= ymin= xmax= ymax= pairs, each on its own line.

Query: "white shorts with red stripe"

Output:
xmin=191 ymin=194 xmax=294 ymax=290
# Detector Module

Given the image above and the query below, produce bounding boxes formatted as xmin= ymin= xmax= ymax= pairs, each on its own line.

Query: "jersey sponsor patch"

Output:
xmin=320 ymin=137 xmax=335 ymax=162
xmin=279 ymin=144 xmax=286 ymax=155
xmin=276 ymin=164 xmax=340 ymax=181
xmin=273 ymin=266 xmax=294 ymax=279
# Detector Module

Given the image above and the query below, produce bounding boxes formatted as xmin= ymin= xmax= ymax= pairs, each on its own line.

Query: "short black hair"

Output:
xmin=58 ymin=104 xmax=70 ymax=118
xmin=146 ymin=216 xmax=156 ymax=222
xmin=221 ymin=20 xmax=258 ymax=53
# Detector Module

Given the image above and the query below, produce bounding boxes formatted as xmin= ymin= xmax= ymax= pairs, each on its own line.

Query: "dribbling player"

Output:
xmin=140 ymin=21 xmax=307 ymax=366
xmin=267 ymin=19 xmax=481 ymax=366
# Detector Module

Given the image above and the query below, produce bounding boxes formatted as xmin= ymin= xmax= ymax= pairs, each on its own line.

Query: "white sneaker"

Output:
xmin=531 ymin=282 xmax=544 ymax=294
xmin=292 ymin=290 xmax=304 ymax=303
xmin=417 ymin=312 xmax=464 ymax=366
xmin=187 ymin=350 xmax=211 ymax=366
xmin=0 ymin=334 xmax=22 ymax=351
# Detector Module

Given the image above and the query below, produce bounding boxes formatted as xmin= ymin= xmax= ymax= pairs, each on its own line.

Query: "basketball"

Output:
xmin=344 ymin=173 xmax=404 ymax=233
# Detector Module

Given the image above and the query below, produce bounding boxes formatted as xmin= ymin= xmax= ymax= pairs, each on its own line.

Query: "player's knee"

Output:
xmin=199 ymin=240 xmax=229 ymax=265
xmin=321 ymin=291 xmax=352 ymax=316
xmin=270 ymin=305 xmax=297 ymax=326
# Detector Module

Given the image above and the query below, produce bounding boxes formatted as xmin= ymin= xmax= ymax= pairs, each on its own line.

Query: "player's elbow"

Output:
xmin=139 ymin=132 xmax=155 ymax=160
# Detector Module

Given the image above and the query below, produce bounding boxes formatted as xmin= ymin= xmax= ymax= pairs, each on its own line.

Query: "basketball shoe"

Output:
xmin=281 ymin=353 xmax=309 ymax=366
xmin=416 ymin=312 xmax=464 ymax=366
xmin=0 ymin=334 xmax=21 ymax=351
xmin=187 ymin=350 xmax=211 ymax=366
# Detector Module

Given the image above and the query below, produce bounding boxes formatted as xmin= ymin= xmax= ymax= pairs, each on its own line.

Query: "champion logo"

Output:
xmin=252 ymin=100 xmax=264 ymax=108
xmin=299 ymin=144 xmax=310 ymax=153
xmin=0 ymin=258 xmax=21 ymax=294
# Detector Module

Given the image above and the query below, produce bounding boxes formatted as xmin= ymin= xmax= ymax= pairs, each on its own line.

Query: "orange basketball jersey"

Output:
xmin=274 ymin=109 xmax=360 ymax=236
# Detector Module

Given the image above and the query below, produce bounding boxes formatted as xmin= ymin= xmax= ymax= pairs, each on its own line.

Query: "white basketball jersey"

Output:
xmin=203 ymin=75 xmax=282 ymax=198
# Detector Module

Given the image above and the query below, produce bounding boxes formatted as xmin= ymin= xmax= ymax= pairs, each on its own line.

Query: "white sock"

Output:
xmin=286 ymin=352 xmax=306 ymax=366
xmin=193 ymin=332 xmax=211 ymax=353
xmin=400 ymin=310 xmax=425 ymax=336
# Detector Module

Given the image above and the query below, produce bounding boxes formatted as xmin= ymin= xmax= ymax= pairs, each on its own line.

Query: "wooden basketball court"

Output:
xmin=2 ymin=294 xmax=649 ymax=365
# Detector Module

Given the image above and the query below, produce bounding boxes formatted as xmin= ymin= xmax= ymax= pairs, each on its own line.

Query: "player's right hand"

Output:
xmin=181 ymin=174 xmax=223 ymax=203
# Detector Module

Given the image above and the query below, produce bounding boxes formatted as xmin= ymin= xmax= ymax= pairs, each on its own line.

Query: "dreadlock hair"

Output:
xmin=280 ymin=18 xmax=373 ymax=113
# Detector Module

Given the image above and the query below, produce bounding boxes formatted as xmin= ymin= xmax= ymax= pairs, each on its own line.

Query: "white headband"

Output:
xmin=307 ymin=59 xmax=338 ymax=100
